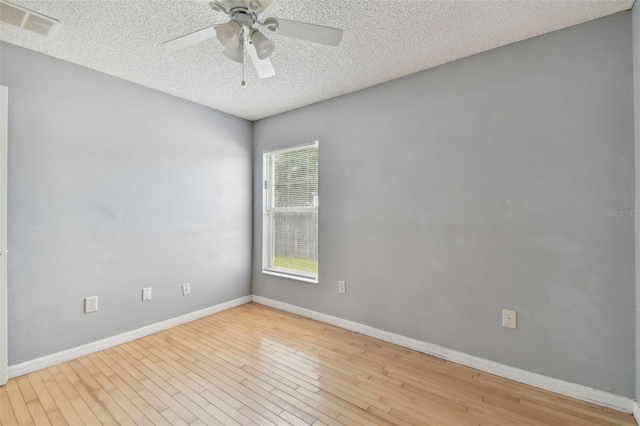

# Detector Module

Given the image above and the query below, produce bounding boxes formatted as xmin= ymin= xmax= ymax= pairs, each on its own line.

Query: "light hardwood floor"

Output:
xmin=0 ymin=302 xmax=635 ymax=425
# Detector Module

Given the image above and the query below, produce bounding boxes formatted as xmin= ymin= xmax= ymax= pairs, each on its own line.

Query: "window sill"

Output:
xmin=262 ymin=269 xmax=318 ymax=284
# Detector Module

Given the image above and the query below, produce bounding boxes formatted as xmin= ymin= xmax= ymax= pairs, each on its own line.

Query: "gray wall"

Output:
xmin=253 ymin=13 xmax=636 ymax=397
xmin=1 ymin=43 xmax=253 ymax=365
xmin=633 ymin=3 xmax=640 ymax=402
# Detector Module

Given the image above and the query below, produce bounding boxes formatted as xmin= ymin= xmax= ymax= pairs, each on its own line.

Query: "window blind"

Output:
xmin=263 ymin=142 xmax=318 ymax=282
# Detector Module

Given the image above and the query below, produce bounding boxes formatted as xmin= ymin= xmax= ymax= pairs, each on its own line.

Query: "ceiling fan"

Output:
xmin=162 ymin=0 xmax=344 ymax=80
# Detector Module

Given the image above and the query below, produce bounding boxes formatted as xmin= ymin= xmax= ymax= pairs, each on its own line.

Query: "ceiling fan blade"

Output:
xmin=247 ymin=0 xmax=272 ymax=13
xmin=162 ymin=26 xmax=217 ymax=51
xmin=265 ymin=18 xmax=343 ymax=46
xmin=246 ymin=41 xmax=275 ymax=79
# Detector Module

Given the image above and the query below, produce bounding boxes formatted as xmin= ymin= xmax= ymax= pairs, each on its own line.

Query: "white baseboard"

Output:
xmin=252 ymin=295 xmax=635 ymax=414
xmin=633 ymin=401 xmax=640 ymax=425
xmin=8 ymin=295 xmax=252 ymax=379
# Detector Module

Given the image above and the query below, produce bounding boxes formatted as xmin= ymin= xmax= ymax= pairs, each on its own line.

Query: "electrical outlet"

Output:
xmin=84 ymin=296 xmax=98 ymax=313
xmin=182 ymin=283 xmax=191 ymax=296
xmin=142 ymin=287 xmax=152 ymax=301
xmin=338 ymin=280 xmax=346 ymax=294
xmin=502 ymin=309 xmax=516 ymax=329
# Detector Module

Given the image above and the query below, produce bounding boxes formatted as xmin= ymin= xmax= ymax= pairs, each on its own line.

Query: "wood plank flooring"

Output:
xmin=0 ymin=302 xmax=635 ymax=425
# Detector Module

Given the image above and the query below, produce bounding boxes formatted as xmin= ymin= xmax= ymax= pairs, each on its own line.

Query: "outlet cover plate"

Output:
xmin=502 ymin=309 xmax=516 ymax=329
xmin=338 ymin=280 xmax=346 ymax=294
xmin=142 ymin=287 xmax=152 ymax=301
xmin=84 ymin=296 xmax=98 ymax=313
xmin=182 ymin=283 xmax=191 ymax=296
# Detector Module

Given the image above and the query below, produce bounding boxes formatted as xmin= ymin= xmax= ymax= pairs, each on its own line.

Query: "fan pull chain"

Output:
xmin=241 ymin=41 xmax=246 ymax=86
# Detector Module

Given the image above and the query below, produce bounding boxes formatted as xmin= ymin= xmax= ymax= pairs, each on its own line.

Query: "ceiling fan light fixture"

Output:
xmin=223 ymin=45 xmax=243 ymax=63
xmin=250 ymin=29 xmax=275 ymax=60
xmin=216 ymin=20 xmax=241 ymax=50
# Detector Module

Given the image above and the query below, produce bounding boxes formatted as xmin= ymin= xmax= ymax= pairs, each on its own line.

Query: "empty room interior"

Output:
xmin=1 ymin=0 xmax=640 ymax=424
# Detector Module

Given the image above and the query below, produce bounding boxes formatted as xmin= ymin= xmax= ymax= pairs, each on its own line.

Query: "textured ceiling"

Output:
xmin=0 ymin=0 xmax=634 ymax=120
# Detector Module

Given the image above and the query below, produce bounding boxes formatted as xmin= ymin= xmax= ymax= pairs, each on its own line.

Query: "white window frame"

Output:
xmin=262 ymin=141 xmax=319 ymax=284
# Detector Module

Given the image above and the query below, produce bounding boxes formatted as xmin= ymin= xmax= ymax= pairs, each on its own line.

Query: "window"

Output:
xmin=262 ymin=142 xmax=318 ymax=283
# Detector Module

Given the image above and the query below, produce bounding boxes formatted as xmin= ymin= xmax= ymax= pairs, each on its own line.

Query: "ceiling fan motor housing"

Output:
xmin=231 ymin=10 xmax=257 ymax=29
xmin=208 ymin=0 xmax=272 ymax=14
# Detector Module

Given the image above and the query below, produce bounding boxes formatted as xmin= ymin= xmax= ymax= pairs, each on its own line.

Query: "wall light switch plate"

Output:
xmin=182 ymin=283 xmax=191 ymax=296
xmin=502 ymin=309 xmax=516 ymax=329
xmin=142 ymin=287 xmax=152 ymax=301
xmin=84 ymin=296 xmax=98 ymax=313
xmin=338 ymin=280 xmax=346 ymax=294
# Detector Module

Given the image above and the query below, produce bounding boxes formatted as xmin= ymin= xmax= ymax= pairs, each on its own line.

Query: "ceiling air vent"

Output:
xmin=0 ymin=1 xmax=58 ymax=37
